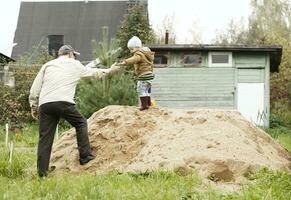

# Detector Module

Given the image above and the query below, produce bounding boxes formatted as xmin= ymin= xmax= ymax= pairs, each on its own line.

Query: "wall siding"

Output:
xmin=235 ymin=52 xmax=266 ymax=68
xmin=238 ymin=69 xmax=265 ymax=83
xmin=152 ymin=67 xmax=235 ymax=109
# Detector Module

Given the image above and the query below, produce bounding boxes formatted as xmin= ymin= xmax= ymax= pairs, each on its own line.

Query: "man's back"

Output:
xmin=39 ymin=57 xmax=83 ymax=105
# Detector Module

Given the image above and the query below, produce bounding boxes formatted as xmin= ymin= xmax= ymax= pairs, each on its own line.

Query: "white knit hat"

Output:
xmin=127 ymin=36 xmax=142 ymax=48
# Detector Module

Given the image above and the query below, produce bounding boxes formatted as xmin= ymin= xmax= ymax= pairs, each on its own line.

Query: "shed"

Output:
xmin=0 ymin=52 xmax=15 ymax=87
xmin=0 ymin=52 xmax=15 ymax=64
xmin=148 ymin=44 xmax=282 ymax=127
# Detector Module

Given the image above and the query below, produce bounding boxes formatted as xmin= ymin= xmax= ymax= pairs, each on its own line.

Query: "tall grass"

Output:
xmin=0 ymin=169 xmax=290 ymax=200
xmin=0 ymin=171 xmax=201 ymax=200
xmin=0 ymin=148 xmax=35 ymax=179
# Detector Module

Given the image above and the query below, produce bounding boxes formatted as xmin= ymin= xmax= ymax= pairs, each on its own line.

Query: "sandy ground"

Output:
xmin=50 ymin=105 xmax=291 ymax=183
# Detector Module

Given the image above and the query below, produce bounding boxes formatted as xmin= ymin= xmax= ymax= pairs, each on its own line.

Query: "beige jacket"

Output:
xmin=122 ymin=47 xmax=155 ymax=78
xmin=29 ymin=56 xmax=111 ymax=108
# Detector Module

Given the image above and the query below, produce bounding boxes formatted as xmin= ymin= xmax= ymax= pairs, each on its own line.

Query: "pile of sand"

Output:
xmin=50 ymin=105 xmax=290 ymax=182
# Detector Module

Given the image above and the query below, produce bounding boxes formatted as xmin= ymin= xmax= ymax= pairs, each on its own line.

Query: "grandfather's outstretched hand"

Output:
xmin=110 ymin=62 xmax=121 ymax=73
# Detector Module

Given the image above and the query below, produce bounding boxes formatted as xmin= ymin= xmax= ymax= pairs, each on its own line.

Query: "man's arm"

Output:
xmin=80 ymin=62 xmax=120 ymax=78
xmin=84 ymin=58 xmax=101 ymax=68
xmin=29 ymin=65 xmax=46 ymax=119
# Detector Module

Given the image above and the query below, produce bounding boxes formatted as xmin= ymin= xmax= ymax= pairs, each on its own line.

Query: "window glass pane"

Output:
xmin=184 ymin=54 xmax=202 ymax=65
xmin=154 ymin=55 xmax=167 ymax=64
xmin=184 ymin=55 xmax=196 ymax=64
xmin=184 ymin=54 xmax=201 ymax=64
xmin=48 ymin=35 xmax=64 ymax=56
xmin=212 ymin=54 xmax=229 ymax=63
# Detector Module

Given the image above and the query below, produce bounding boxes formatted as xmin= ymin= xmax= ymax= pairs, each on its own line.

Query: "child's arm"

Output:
xmin=117 ymin=54 xmax=141 ymax=67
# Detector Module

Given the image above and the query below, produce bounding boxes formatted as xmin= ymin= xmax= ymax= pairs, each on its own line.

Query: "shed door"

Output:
xmin=152 ymin=67 xmax=235 ymax=109
xmin=237 ymin=83 xmax=264 ymax=125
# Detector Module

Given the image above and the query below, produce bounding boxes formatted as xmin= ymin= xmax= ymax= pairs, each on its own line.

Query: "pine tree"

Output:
xmin=116 ymin=3 xmax=155 ymax=58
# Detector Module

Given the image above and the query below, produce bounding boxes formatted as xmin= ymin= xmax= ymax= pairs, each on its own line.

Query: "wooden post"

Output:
xmin=5 ymin=123 xmax=9 ymax=147
xmin=9 ymin=142 xmax=13 ymax=164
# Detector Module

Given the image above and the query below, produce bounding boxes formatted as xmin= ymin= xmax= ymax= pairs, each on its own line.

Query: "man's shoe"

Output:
xmin=79 ymin=154 xmax=96 ymax=165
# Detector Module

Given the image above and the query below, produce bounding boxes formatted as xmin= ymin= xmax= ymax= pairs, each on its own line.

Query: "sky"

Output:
xmin=0 ymin=0 xmax=251 ymax=56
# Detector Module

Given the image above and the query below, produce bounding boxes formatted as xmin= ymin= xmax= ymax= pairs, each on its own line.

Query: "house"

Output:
xmin=149 ymin=44 xmax=282 ymax=127
xmin=0 ymin=52 xmax=15 ymax=87
xmin=0 ymin=52 xmax=15 ymax=64
xmin=12 ymin=0 xmax=147 ymax=61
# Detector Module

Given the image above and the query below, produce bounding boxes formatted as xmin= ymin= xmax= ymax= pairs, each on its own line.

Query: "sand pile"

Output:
xmin=50 ymin=105 xmax=290 ymax=182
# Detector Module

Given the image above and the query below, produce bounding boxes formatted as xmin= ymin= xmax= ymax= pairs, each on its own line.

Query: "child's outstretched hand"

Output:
xmin=110 ymin=62 xmax=121 ymax=73
xmin=116 ymin=61 xmax=126 ymax=66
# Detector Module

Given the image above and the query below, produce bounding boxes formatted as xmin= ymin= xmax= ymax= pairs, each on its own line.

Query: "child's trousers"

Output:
xmin=137 ymin=80 xmax=152 ymax=97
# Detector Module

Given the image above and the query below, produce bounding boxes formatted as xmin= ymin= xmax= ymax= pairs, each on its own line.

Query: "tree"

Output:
xmin=76 ymin=26 xmax=138 ymax=118
xmin=116 ymin=3 xmax=155 ymax=58
xmin=213 ymin=0 xmax=291 ymax=45
xmin=154 ymin=14 xmax=177 ymax=44
xmin=91 ymin=26 xmax=121 ymax=96
xmin=246 ymin=0 xmax=291 ymax=44
xmin=212 ymin=18 xmax=248 ymax=44
xmin=187 ymin=18 xmax=203 ymax=44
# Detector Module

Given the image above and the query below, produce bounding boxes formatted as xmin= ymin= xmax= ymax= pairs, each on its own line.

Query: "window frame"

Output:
xmin=208 ymin=52 xmax=233 ymax=67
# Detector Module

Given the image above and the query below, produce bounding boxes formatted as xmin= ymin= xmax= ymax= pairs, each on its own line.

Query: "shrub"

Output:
xmin=0 ymin=65 xmax=41 ymax=126
xmin=76 ymin=26 xmax=138 ymax=118
xmin=0 ymin=47 xmax=53 ymax=126
xmin=76 ymin=71 xmax=138 ymax=118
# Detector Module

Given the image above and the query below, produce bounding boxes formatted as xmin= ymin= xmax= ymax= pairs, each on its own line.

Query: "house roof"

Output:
xmin=12 ymin=1 xmax=132 ymax=61
xmin=148 ymin=44 xmax=282 ymax=72
xmin=0 ymin=53 xmax=15 ymax=64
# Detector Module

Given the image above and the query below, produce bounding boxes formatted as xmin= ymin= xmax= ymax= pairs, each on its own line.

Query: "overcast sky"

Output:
xmin=0 ymin=0 xmax=251 ymax=56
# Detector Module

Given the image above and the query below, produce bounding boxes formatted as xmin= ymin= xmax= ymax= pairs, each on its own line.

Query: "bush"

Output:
xmin=76 ymin=71 xmax=138 ymax=118
xmin=0 ymin=65 xmax=41 ymax=126
xmin=75 ymin=26 xmax=138 ymax=118
xmin=0 ymin=47 xmax=53 ymax=126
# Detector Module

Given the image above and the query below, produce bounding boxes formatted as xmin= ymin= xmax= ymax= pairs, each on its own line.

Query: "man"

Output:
xmin=29 ymin=45 xmax=119 ymax=177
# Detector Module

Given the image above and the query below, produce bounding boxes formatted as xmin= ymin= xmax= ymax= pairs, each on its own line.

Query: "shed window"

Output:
xmin=209 ymin=52 xmax=232 ymax=67
xmin=154 ymin=55 xmax=168 ymax=65
xmin=184 ymin=54 xmax=202 ymax=66
xmin=48 ymin=35 xmax=64 ymax=57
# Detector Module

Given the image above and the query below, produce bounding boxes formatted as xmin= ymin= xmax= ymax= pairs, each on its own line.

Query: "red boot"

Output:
xmin=139 ymin=97 xmax=149 ymax=111
xmin=148 ymin=96 xmax=152 ymax=107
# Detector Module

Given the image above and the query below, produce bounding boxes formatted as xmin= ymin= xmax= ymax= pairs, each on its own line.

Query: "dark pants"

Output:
xmin=37 ymin=101 xmax=91 ymax=177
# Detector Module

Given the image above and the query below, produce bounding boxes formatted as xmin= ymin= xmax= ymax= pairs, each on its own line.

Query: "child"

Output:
xmin=118 ymin=36 xmax=155 ymax=110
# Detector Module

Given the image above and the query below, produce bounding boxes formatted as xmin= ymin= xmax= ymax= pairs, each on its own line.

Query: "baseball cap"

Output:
xmin=58 ymin=45 xmax=80 ymax=56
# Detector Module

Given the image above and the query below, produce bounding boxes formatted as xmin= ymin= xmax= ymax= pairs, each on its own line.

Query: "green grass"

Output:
xmin=0 ymin=168 xmax=290 ymax=200
xmin=265 ymin=126 xmax=291 ymax=151
xmin=0 ymin=123 xmax=38 ymax=147
xmin=0 ymin=172 xmax=201 ymax=200
xmin=0 ymin=123 xmax=290 ymax=199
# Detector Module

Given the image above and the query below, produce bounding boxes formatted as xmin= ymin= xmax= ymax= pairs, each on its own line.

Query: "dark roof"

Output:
xmin=12 ymin=1 xmax=131 ymax=61
xmin=0 ymin=53 xmax=15 ymax=64
xmin=148 ymin=44 xmax=282 ymax=72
